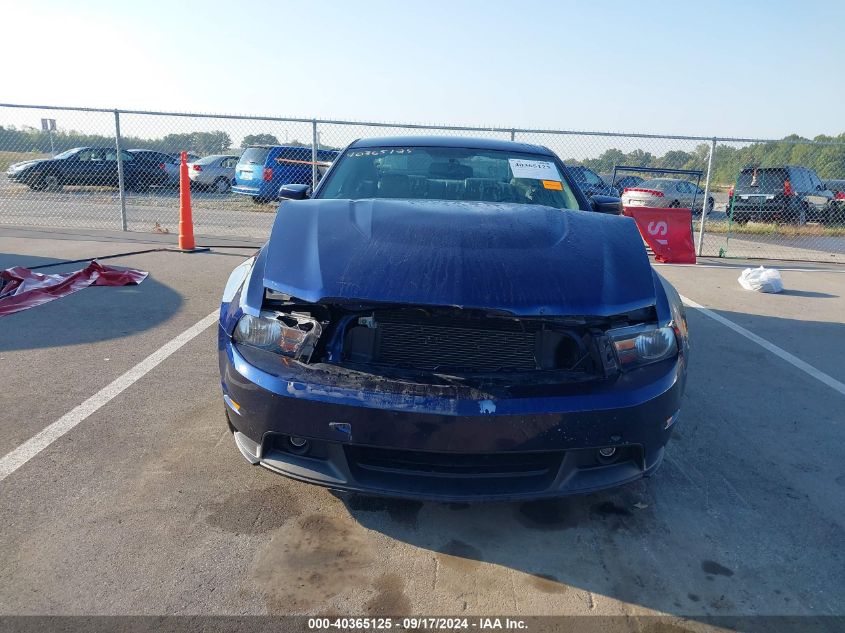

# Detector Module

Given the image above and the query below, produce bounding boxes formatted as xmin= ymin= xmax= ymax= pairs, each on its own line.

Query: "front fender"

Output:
xmin=220 ymin=252 xmax=259 ymax=335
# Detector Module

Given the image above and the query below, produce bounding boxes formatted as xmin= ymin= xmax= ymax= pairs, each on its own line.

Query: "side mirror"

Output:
xmin=590 ymin=195 xmax=622 ymax=215
xmin=279 ymin=183 xmax=310 ymax=200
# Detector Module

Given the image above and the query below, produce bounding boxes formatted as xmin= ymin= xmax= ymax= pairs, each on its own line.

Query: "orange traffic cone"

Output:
xmin=178 ymin=151 xmax=197 ymax=251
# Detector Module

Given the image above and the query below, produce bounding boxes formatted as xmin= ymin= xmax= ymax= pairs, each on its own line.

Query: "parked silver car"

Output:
xmin=187 ymin=155 xmax=239 ymax=192
xmin=620 ymin=178 xmax=713 ymax=213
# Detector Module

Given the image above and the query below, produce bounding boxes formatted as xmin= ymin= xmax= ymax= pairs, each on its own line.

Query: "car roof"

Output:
xmin=348 ymin=135 xmax=555 ymax=156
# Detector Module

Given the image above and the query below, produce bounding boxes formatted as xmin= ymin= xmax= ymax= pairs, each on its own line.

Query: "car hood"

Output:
xmin=263 ymin=198 xmax=655 ymax=317
xmin=8 ymin=159 xmax=47 ymax=172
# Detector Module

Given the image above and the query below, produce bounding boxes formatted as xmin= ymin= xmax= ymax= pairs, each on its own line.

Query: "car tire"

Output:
xmin=668 ymin=200 xmax=680 ymax=208
xmin=252 ymin=196 xmax=269 ymax=205
xmin=707 ymin=197 xmax=714 ymax=213
xmin=40 ymin=173 xmax=63 ymax=192
xmin=732 ymin=213 xmax=748 ymax=226
xmin=213 ymin=177 xmax=231 ymax=194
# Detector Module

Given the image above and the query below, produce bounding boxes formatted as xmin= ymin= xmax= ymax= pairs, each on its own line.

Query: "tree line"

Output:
xmin=566 ymin=133 xmax=845 ymax=184
xmin=2 ymin=125 xmax=844 ymax=184
xmin=0 ymin=127 xmax=312 ymax=156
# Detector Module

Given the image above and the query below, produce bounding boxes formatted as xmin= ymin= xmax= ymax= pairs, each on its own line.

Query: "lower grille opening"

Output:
xmin=346 ymin=446 xmax=563 ymax=496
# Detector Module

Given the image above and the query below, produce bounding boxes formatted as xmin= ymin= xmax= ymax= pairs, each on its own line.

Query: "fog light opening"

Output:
xmin=287 ymin=436 xmax=310 ymax=455
xmin=596 ymin=446 xmax=619 ymax=464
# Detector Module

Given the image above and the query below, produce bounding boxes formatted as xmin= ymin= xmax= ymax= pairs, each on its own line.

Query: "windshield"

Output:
xmin=195 ymin=154 xmax=231 ymax=165
xmin=316 ymin=146 xmax=580 ymax=210
xmin=239 ymin=147 xmax=270 ymax=165
xmin=53 ymin=148 xmax=82 ymax=160
xmin=638 ymin=179 xmax=673 ymax=190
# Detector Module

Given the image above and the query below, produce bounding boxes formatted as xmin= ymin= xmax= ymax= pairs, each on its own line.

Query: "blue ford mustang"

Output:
xmin=218 ymin=136 xmax=689 ymax=501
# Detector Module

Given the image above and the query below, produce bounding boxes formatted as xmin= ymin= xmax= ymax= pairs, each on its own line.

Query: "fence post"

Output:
xmin=510 ymin=129 xmax=516 ymax=142
xmin=695 ymin=138 xmax=717 ymax=257
xmin=113 ymin=110 xmax=127 ymax=231
xmin=311 ymin=119 xmax=318 ymax=191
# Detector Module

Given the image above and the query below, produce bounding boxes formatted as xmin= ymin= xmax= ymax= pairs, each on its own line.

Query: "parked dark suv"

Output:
xmin=728 ymin=165 xmax=835 ymax=225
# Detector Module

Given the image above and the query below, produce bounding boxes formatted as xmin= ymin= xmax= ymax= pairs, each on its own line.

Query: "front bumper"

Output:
xmin=6 ymin=171 xmax=27 ymax=184
xmin=219 ymin=330 xmax=685 ymax=501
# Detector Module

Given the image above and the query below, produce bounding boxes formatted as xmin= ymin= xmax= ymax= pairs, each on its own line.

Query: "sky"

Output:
xmin=2 ymin=0 xmax=844 ymax=139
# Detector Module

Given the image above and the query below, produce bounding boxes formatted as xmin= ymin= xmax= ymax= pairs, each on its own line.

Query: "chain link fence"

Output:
xmin=2 ymin=103 xmax=844 ymax=261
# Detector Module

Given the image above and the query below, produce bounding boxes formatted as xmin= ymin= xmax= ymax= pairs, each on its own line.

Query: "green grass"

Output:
xmin=702 ymin=220 xmax=845 ymax=237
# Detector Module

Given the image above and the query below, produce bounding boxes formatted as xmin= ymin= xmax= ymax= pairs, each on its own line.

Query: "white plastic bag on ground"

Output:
xmin=738 ymin=266 xmax=783 ymax=293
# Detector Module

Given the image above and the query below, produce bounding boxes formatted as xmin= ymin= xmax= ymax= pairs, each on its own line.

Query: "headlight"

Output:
xmin=233 ymin=311 xmax=322 ymax=362
xmin=609 ymin=325 xmax=678 ymax=369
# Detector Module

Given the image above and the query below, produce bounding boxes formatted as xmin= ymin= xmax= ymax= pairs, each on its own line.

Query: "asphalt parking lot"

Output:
xmin=1 ymin=226 xmax=844 ymax=622
xmin=0 ymin=180 xmax=276 ymax=239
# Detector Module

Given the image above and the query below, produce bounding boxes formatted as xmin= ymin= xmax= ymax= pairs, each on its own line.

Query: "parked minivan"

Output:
xmin=728 ymin=165 xmax=835 ymax=224
xmin=232 ymin=145 xmax=339 ymax=203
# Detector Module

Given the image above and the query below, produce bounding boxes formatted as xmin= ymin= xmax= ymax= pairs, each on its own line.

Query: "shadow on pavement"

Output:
xmin=331 ymin=309 xmax=845 ymax=619
xmin=0 ymin=252 xmax=182 ymax=351
xmin=778 ymin=289 xmax=838 ymax=298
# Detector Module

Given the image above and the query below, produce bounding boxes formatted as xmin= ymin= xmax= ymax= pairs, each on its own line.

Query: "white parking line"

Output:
xmin=0 ymin=311 xmax=219 ymax=482
xmin=681 ymin=295 xmax=845 ymax=397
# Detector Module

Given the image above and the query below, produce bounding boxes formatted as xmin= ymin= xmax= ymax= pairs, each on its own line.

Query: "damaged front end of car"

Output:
xmin=218 ymin=199 xmax=688 ymax=501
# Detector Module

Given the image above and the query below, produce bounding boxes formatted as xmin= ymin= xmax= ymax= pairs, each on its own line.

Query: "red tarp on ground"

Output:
xmin=623 ymin=206 xmax=697 ymax=264
xmin=0 ymin=260 xmax=148 ymax=317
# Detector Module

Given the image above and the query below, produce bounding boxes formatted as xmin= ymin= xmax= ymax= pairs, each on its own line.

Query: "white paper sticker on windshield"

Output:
xmin=508 ymin=159 xmax=561 ymax=181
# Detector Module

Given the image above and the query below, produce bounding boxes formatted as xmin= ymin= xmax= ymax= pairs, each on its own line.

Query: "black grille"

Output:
xmin=373 ymin=311 xmax=539 ymax=372
xmin=346 ymin=446 xmax=563 ymax=496
xmin=349 ymin=446 xmax=560 ymax=476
